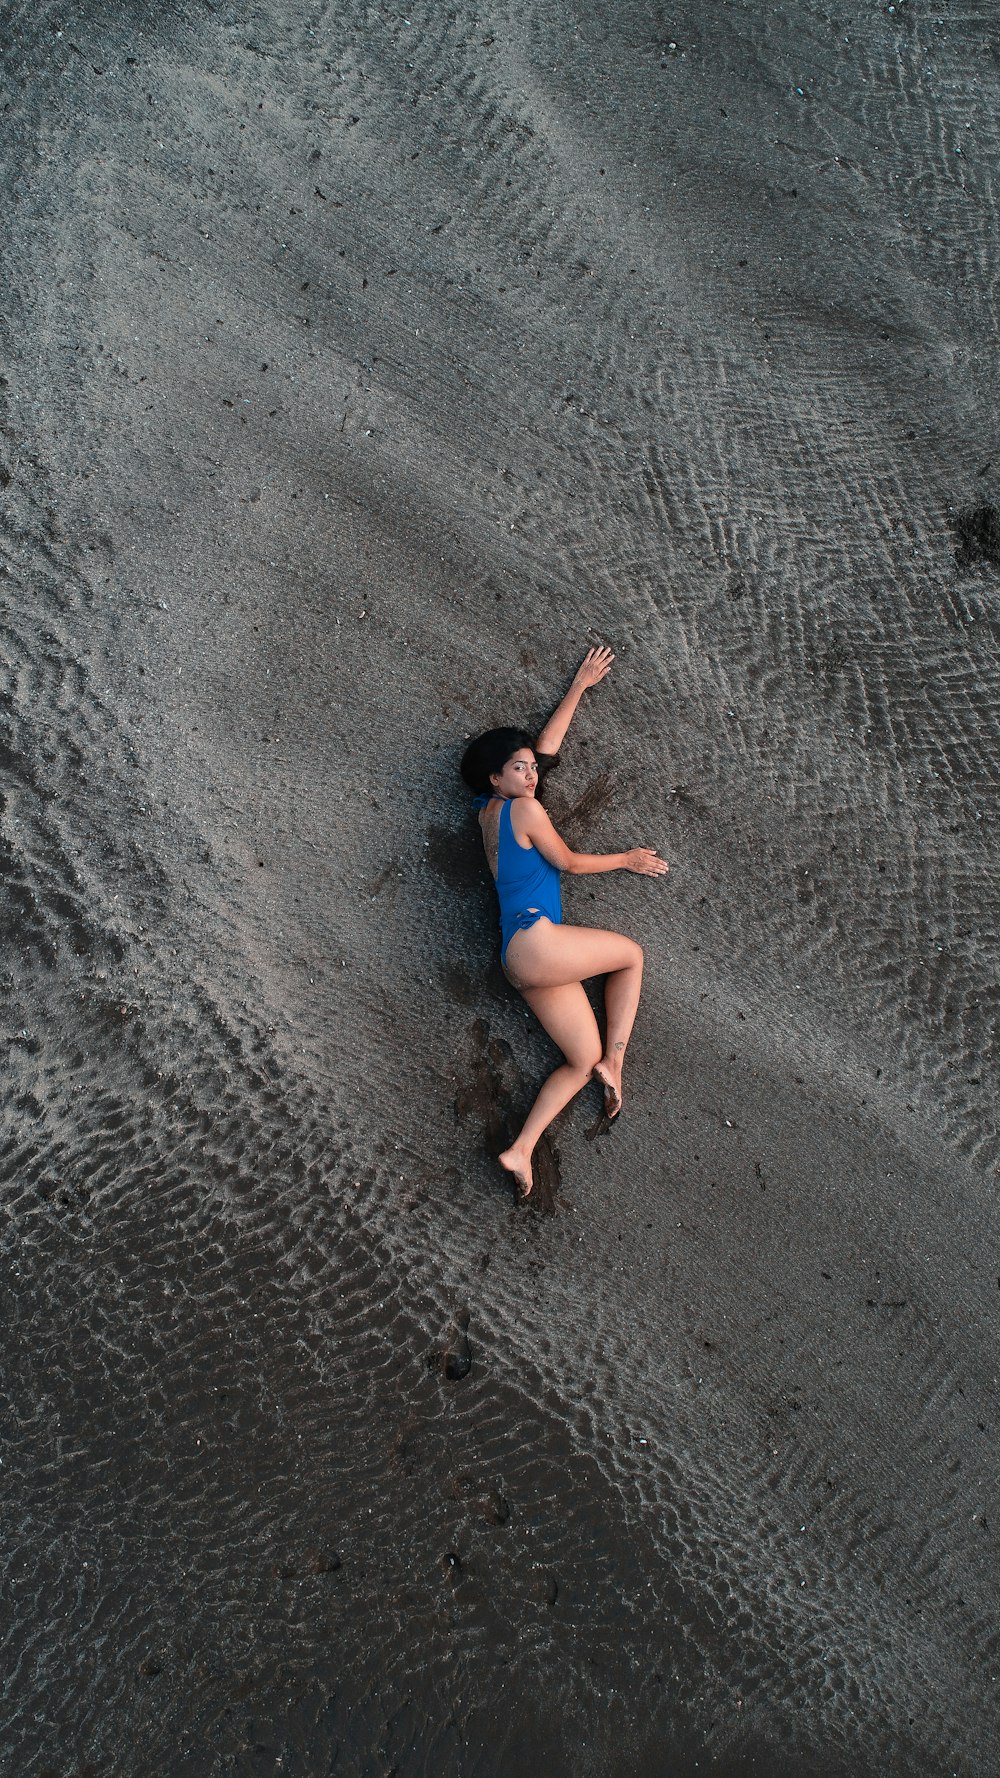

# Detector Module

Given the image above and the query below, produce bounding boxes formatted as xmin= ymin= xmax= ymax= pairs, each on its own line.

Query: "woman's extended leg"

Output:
xmin=505 ymin=920 xmax=644 ymax=1119
xmin=498 ymin=980 xmax=602 ymax=1198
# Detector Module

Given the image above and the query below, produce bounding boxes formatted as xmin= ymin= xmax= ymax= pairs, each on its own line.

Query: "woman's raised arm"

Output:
xmin=534 ymin=645 xmax=614 ymax=756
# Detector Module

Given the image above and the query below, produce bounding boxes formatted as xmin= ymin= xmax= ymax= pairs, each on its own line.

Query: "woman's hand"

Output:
xmin=534 ymin=644 xmax=615 ymax=756
xmin=571 ymin=645 xmax=615 ymax=692
xmin=623 ymin=847 xmax=669 ymax=876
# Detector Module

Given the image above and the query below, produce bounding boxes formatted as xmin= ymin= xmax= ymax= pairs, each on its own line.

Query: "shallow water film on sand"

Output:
xmin=2 ymin=0 xmax=998 ymax=1772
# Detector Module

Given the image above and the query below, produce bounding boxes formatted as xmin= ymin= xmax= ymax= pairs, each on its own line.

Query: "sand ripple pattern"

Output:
xmin=2 ymin=1 xmax=999 ymax=1774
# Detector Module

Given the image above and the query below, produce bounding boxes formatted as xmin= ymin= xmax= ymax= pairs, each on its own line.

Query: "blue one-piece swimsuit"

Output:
xmin=475 ymin=795 xmax=562 ymax=969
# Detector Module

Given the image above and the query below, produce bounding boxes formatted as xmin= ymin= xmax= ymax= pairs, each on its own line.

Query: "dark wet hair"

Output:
xmin=460 ymin=727 xmax=536 ymax=796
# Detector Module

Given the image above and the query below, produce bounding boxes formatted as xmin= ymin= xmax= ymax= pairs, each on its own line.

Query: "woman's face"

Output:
xmin=490 ymin=747 xmax=538 ymax=799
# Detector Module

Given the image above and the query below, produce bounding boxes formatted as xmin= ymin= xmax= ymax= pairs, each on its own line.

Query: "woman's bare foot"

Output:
xmin=499 ymin=1146 xmax=534 ymax=1199
xmin=592 ymin=1058 xmax=623 ymax=1119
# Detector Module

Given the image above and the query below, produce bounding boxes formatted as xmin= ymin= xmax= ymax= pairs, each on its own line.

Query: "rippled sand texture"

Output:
xmin=3 ymin=1 xmax=999 ymax=1773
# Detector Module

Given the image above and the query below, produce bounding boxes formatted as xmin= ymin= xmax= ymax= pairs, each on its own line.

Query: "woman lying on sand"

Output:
xmin=461 ymin=645 xmax=669 ymax=1200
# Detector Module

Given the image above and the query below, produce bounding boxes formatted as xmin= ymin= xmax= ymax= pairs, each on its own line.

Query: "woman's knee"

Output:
xmin=562 ymin=1038 xmax=603 ymax=1074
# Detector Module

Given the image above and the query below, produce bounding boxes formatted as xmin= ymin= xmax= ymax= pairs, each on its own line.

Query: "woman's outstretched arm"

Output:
xmin=518 ymin=798 xmax=668 ymax=877
xmin=534 ymin=645 xmax=614 ymax=756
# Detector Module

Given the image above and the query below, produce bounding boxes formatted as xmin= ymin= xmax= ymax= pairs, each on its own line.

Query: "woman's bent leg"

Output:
xmin=498 ymin=981 xmax=602 ymax=1197
xmin=505 ymin=921 xmax=644 ymax=1122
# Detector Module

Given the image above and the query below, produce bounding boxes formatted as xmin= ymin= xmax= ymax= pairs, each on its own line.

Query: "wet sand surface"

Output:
xmin=2 ymin=1 xmax=999 ymax=1773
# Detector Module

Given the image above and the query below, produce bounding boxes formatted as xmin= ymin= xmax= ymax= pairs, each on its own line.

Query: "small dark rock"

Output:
xmin=443 ymin=1307 xmax=472 ymax=1380
xmin=302 ymin=1550 xmax=341 ymax=1575
xmin=274 ymin=1551 xmax=340 ymax=1580
xmin=484 ymin=1488 xmax=510 ymax=1526
xmin=953 ymin=500 xmax=1000 ymax=568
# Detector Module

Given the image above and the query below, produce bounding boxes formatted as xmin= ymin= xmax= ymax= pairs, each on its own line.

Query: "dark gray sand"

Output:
xmin=2 ymin=1 xmax=999 ymax=1773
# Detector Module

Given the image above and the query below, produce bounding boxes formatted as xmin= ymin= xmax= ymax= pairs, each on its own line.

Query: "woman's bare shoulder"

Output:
xmin=510 ymin=796 xmax=547 ymax=848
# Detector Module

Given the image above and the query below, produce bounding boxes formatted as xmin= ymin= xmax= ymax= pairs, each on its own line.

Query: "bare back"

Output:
xmin=478 ymin=800 xmax=502 ymax=882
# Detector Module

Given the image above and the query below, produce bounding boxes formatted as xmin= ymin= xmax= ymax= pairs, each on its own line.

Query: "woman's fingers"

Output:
xmin=625 ymin=847 xmax=669 ymax=874
xmin=579 ymin=644 xmax=615 ymax=685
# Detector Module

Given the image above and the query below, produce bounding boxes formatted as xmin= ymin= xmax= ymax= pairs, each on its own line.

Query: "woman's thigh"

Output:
xmin=506 ymin=918 xmax=642 ymax=990
xmin=519 ymin=979 xmax=603 ymax=1071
